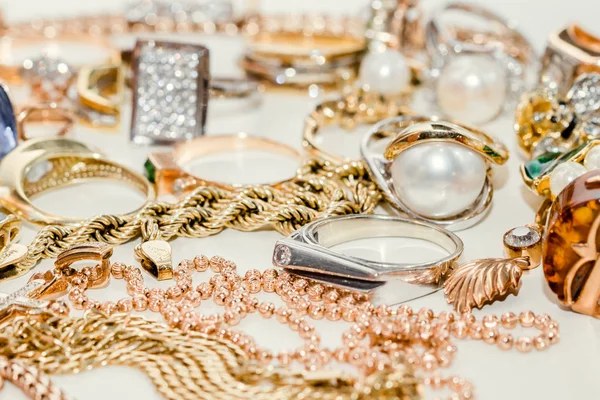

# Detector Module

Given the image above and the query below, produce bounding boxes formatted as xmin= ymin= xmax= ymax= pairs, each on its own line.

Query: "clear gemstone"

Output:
xmin=26 ymin=160 xmax=53 ymax=183
xmin=541 ymin=62 xmax=563 ymax=91
xmin=20 ymin=55 xmax=73 ymax=101
xmin=504 ymin=226 xmax=541 ymax=248
xmin=567 ymin=73 xmax=600 ymax=115
xmin=581 ymin=113 xmax=600 ymax=137
xmin=531 ymin=135 xmax=575 ymax=159
xmin=173 ymin=178 xmax=185 ymax=194
xmin=77 ymin=106 xmax=118 ymax=127
xmin=273 ymin=244 xmax=291 ymax=266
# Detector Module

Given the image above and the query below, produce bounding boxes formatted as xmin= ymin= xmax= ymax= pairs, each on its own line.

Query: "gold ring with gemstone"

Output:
xmin=145 ymin=133 xmax=303 ymax=196
xmin=0 ymin=137 xmax=155 ymax=225
xmin=515 ymin=73 xmax=600 ymax=159
xmin=521 ymin=138 xmax=600 ymax=199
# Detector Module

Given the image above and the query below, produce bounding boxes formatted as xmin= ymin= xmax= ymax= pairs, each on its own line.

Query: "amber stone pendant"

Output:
xmin=544 ymin=169 xmax=600 ymax=317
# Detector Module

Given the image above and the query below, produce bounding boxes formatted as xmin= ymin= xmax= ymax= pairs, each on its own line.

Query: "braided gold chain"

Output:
xmin=16 ymin=158 xmax=381 ymax=272
xmin=0 ymin=312 xmax=422 ymax=400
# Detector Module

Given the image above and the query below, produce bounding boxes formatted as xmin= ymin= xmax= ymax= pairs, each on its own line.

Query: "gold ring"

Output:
xmin=145 ymin=133 xmax=303 ymax=196
xmin=76 ymin=64 xmax=124 ymax=128
xmin=77 ymin=63 xmax=124 ymax=118
xmin=241 ymin=14 xmax=366 ymax=89
xmin=209 ymin=77 xmax=261 ymax=100
xmin=303 ymin=96 xmax=414 ymax=163
xmin=384 ymin=121 xmax=510 ymax=165
xmin=16 ymin=103 xmax=76 ymax=141
xmin=521 ymin=138 xmax=600 ymax=198
xmin=0 ymin=137 xmax=155 ymax=225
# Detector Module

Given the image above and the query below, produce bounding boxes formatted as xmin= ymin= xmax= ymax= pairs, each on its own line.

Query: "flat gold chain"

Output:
xmin=16 ymin=158 xmax=381 ymax=273
xmin=0 ymin=311 xmax=421 ymax=400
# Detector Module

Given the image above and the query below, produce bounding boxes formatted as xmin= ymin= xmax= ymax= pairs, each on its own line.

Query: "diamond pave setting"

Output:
xmin=567 ymin=73 xmax=600 ymax=116
xmin=130 ymin=40 xmax=209 ymax=145
xmin=504 ymin=226 xmax=542 ymax=249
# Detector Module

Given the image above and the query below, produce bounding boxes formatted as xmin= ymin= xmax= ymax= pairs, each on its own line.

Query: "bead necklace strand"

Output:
xmin=66 ymin=255 xmax=560 ymax=399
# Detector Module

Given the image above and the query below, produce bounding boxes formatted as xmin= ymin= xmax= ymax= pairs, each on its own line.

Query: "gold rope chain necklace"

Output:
xmin=8 ymin=158 xmax=380 ymax=276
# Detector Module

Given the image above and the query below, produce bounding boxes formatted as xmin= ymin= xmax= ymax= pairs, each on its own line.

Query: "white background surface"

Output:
xmin=0 ymin=0 xmax=599 ymax=399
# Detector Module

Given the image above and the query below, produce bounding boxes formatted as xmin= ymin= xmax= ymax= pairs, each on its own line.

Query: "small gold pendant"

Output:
xmin=0 ymin=243 xmax=27 ymax=270
xmin=443 ymin=257 xmax=529 ymax=313
xmin=136 ymin=240 xmax=173 ymax=281
xmin=0 ymin=243 xmax=29 ymax=281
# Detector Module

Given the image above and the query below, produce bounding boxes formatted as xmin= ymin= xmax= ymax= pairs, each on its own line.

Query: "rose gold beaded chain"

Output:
xmin=0 ymin=357 xmax=71 ymax=400
xmin=63 ymin=254 xmax=560 ymax=399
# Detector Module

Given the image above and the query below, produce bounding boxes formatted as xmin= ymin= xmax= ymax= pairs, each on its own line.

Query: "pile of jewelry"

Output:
xmin=1 ymin=0 xmax=600 ymax=399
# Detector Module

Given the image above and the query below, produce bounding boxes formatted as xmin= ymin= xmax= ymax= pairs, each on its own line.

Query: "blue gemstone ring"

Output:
xmin=0 ymin=82 xmax=18 ymax=160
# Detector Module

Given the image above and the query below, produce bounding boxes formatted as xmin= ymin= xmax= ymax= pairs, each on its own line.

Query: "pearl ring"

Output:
xmin=361 ymin=115 xmax=509 ymax=230
xmin=426 ymin=2 xmax=537 ymax=125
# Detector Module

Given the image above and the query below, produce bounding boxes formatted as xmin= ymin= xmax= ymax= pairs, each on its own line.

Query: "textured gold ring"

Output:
xmin=0 ymin=137 xmax=155 ymax=225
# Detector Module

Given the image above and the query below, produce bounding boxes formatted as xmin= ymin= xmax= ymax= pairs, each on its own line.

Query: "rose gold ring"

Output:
xmin=541 ymin=24 xmax=600 ymax=94
xmin=0 ymin=36 xmax=120 ymax=103
xmin=145 ymin=133 xmax=303 ymax=196
xmin=0 ymin=36 xmax=121 ymax=84
xmin=16 ymin=104 xmax=76 ymax=141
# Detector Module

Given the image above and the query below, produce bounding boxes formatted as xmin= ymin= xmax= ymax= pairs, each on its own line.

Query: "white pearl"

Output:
xmin=359 ymin=48 xmax=411 ymax=95
xmin=390 ymin=142 xmax=487 ymax=218
xmin=584 ymin=146 xmax=600 ymax=170
xmin=436 ymin=54 xmax=507 ymax=125
xmin=550 ymin=162 xmax=587 ymax=196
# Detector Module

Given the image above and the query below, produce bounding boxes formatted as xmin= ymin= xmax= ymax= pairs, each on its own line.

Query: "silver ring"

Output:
xmin=426 ymin=2 xmax=536 ymax=123
xmin=209 ymin=77 xmax=261 ymax=100
xmin=272 ymin=214 xmax=463 ymax=301
xmin=361 ymin=115 xmax=508 ymax=231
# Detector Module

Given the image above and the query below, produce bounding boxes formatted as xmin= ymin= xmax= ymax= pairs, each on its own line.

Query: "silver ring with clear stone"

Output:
xmin=272 ymin=214 xmax=463 ymax=301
